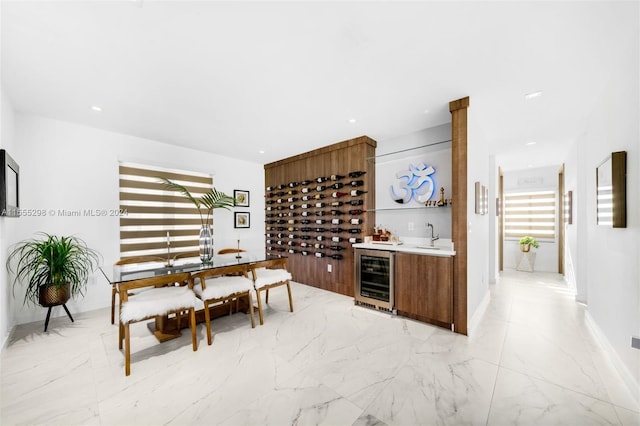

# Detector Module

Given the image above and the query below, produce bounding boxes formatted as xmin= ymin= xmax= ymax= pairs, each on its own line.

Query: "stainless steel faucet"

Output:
xmin=427 ymin=223 xmax=439 ymax=247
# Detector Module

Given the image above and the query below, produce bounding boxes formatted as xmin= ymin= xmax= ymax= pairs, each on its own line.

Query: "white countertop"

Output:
xmin=352 ymin=239 xmax=456 ymax=257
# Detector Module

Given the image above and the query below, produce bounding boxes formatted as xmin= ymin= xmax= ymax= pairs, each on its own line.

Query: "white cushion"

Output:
xmin=193 ymin=275 xmax=254 ymax=301
xmin=120 ymin=286 xmax=196 ymax=323
xmin=253 ymin=267 xmax=292 ymax=290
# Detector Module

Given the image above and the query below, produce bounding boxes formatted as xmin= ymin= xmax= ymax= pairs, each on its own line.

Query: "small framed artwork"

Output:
xmin=564 ymin=190 xmax=573 ymax=225
xmin=474 ymin=181 xmax=481 ymax=214
xmin=234 ymin=212 xmax=250 ymax=228
xmin=234 ymin=190 xmax=250 ymax=207
xmin=596 ymin=151 xmax=626 ymax=228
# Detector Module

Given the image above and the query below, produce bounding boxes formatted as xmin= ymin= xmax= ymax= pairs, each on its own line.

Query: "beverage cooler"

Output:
xmin=354 ymin=248 xmax=396 ymax=313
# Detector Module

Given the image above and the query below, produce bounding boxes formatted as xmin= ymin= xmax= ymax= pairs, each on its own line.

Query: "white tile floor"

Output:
xmin=1 ymin=270 xmax=639 ymax=425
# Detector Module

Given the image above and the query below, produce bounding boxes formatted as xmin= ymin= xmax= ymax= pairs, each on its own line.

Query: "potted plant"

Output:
xmin=519 ymin=236 xmax=539 ymax=253
xmin=7 ymin=233 xmax=101 ymax=307
xmin=160 ymin=178 xmax=235 ymax=263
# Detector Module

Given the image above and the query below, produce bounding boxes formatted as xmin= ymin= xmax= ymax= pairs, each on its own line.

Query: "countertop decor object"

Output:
xmin=519 ymin=236 xmax=539 ymax=253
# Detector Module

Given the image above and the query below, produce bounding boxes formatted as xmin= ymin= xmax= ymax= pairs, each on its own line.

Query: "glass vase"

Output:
xmin=199 ymin=226 xmax=214 ymax=264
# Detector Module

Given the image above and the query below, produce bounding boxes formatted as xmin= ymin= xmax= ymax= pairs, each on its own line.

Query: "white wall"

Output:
xmin=567 ymin=38 xmax=640 ymax=396
xmin=7 ymin=114 xmax=265 ymax=326
xmin=502 ymin=166 xmax=560 ymax=273
xmin=0 ymin=88 xmax=17 ymax=349
xmin=466 ymin=107 xmax=491 ymax=331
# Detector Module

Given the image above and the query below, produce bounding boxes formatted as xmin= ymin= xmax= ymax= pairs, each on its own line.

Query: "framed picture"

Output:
xmin=234 ymin=212 xmax=250 ymax=228
xmin=474 ymin=181 xmax=481 ymax=214
xmin=234 ymin=190 xmax=250 ymax=207
xmin=596 ymin=151 xmax=626 ymax=228
xmin=564 ymin=190 xmax=573 ymax=225
xmin=0 ymin=149 xmax=20 ymax=217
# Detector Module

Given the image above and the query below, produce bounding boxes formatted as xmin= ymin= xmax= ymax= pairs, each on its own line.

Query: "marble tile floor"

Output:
xmin=1 ymin=270 xmax=639 ymax=425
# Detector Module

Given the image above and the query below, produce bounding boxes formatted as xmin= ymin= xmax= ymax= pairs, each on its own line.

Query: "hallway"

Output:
xmin=1 ymin=270 xmax=639 ymax=425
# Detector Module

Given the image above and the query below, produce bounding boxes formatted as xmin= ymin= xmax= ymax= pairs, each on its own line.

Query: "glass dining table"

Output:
xmin=99 ymin=251 xmax=275 ymax=342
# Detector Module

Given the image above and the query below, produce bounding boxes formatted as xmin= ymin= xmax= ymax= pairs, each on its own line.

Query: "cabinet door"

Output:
xmin=395 ymin=253 xmax=453 ymax=326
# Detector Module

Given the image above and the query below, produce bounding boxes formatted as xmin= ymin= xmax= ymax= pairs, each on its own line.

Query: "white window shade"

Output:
xmin=504 ymin=190 xmax=556 ymax=240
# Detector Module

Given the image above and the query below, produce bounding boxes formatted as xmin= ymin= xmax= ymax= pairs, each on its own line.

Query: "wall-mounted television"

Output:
xmin=0 ymin=149 xmax=20 ymax=217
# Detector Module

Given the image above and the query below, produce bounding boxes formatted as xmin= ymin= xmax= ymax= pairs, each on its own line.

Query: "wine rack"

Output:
xmin=265 ymin=172 xmax=367 ymax=259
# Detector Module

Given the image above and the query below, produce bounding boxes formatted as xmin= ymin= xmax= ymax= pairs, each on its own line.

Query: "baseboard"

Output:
xmin=585 ymin=311 xmax=640 ymax=405
xmin=0 ymin=325 xmax=15 ymax=355
xmin=468 ymin=288 xmax=491 ymax=335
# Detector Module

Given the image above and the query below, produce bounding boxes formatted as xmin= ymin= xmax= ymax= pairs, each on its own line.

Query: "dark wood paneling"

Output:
xmin=264 ymin=136 xmax=376 ymax=297
xmin=450 ymin=96 xmax=469 ymax=335
xmin=395 ymin=252 xmax=453 ymax=326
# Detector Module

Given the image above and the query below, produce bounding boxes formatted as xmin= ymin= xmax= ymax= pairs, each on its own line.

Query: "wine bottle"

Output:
xmin=314 ymin=243 xmax=325 ymax=249
xmin=276 ymin=184 xmax=286 ymax=190
xmin=276 ymin=206 xmax=285 ymax=210
xmin=329 ymin=246 xmax=344 ymax=251
xmin=315 ymin=219 xmax=325 ymax=224
xmin=301 ymin=203 xmax=311 ymax=209
xmin=301 ymin=219 xmax=311 ymax=224
xmin=330 ymin=254 xmax=344 ymax=260
xmin=316 ymin=185 xmax=326 ymax=192
xmin=300 ymin=242 xmax=310 ymax=247
xmin=300 ymin=180 xmax=312 ymax=185
xmin=315 ymin=202 xmax=325 ymax=208
xmin=314 ymin=194 xmax=325 ymax=200
xmin=300 ymin=235 xmax=311 ymax=240
xmin=331 ymin=236 xmax=343 ymax=242
xmin=287 ymin=227 xmax=296 ymax=232
xmin=349 ymin=199 xmax=364 ymax=206
xmin=276 ymin=199 xmax=284 ymax=204
xmin=301 ymin=211 xmax=310 ymax=217
xmin=276 ymin=233 xmax=285 ymax=238
xmin=331 ymin=182 xmax=344 ymax=189
xmin=315 ymin=211 xmax=326 ymax=216
xmin=288 ymin=249 xmax=297 ymax=254
xmin=288 ymin=212 xmax=299 ymax=217
xmin=288 ymin=241 xmax=297 ymax=246
xmin=301 ymin=195 xmax=311 ymax=201
xmin=276 ymin=219 xmax=285 ymax=224
xmin=349 ymin=171 xmax=366 ymax=178
xmin=350 ymin=218 xmax=363 ymax=225
xmin=289 ymin=205 xmax=298 ymax=210
xmin=350 ymin=190 xmax=368 ymax=196
xmin=301 ymin=227 xmax=312 ymax=232
xmin=330 ymin=228 xmax=345 ymax=233
xmin=349 ymin=180 xmax=364 ymax=187
xmin=276 ymin=191 xmax=285 ymax=196
xmin=266 ymin=239 xmax=272 ymax=244
xmin=288 ymin=182 xmax=299 ymax=188
xmin=266 ymin=186 xmax=274 ymax=191
xmin=266 ymin=192 xmax=274 ymax=198
xmin=348 ymin=237 xmax=363 ymax=243
xmin=266 ymin=206 xmax=273 ymax=211
xmin=301 ymin=251 xmax=309 ymax=256
xmin=266 ymin=200 xmax=276 ymax=204
xmin=266 ymin=220 xmax=276 ymax=224
xmin=315 ymin=228 xmax=327 ymax=232
xmin=301 ymin=187 xmax=310 ymax=193
xmin=330 ymin=174 xmax=346 ymax=181
xmin=287 ymin=197 xmax=298 ymax=203
xmin=288 ymin=234 xmax=298 ymax=239
xmin=331 ymin=218 xmax=343 ymax=225
xmin=349 ymin=209 xmax=366 ymax=215
xmin=315 ymin=177 xmax=328 ymax=183
xmin=348 ymin=228 xmax=361 ymax=234
xmin=330 ymin=210 xmax=343 ymax=215
xmin=315 ymin=252 xmax=325 ymax=258
xmin=276 ymin=240 xmax=283 ymax=245
xmin=332 ymin=191 xmax=349 ymax=198
xmin=316 ymin=235 xmax=325 ymax=241
xmin=287 ymin=190 xmax=298 ymax=195
xmin=331 ymin=201 xmax=344 ymax=207
xmin=288 ymin=219 xmax=297 ymax=224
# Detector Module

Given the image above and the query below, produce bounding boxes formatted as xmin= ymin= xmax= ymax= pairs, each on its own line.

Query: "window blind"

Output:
xmin=503 ymin=190 xmax=556 ymax=240
xmin=119 ymin=163 xmax=213 ymax=260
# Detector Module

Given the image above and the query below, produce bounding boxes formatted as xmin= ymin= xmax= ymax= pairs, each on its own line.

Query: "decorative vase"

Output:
xmin=520 ymin=244 xmax=531 ymax=253
xmin=199 ymin=226 xmax=214 ymax=264
xmin=39 ymin=283 xmax=70 ymax=307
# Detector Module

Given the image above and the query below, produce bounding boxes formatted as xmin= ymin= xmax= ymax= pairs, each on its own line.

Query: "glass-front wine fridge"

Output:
xmin=354 ymin=248 xmax=395 ymax=313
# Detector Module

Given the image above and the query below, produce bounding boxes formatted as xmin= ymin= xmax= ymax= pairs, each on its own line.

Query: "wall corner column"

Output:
xmin=450 ymin=96 xmax=469 ymax=335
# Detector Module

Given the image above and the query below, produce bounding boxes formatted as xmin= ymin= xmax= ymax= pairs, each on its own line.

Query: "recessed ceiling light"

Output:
xmin=423 ymin=109 xmax=430 ymax=114
xmin=258 ymin=150 xmax=265 ymax=154
xmin=526 ymin=141 xmax=536 ymax=146
xmin=524 ymin=91 xmax=543 ymax=100
xmin=348 ymin=118 xmax=357 ymax=124
xmin=91 ymin=105 xmax=102 ymax=112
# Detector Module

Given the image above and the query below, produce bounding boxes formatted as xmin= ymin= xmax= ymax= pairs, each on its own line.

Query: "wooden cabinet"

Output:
xmin=395 ymin=252 xmax=453 ymax=328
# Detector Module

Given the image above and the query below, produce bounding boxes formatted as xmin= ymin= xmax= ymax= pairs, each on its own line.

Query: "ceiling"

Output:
xmin=1 ymin=1 xmax=637 ymax=169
